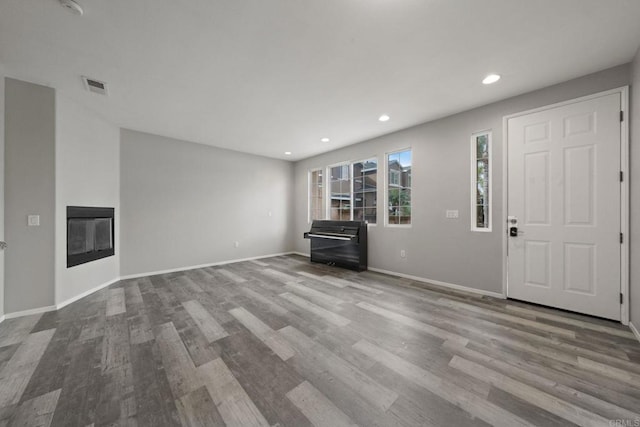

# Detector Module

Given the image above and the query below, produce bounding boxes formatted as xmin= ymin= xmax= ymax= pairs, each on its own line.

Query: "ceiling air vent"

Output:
xmin=82 ymin=76 xmax=108 ymax=95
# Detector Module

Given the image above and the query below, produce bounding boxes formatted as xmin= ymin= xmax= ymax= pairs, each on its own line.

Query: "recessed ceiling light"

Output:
xmin=284 ymin=151 xmax=292 ymax=155
xmin=321 ymin=137 xmax=330 ymax=143
xmin=482 ymin=74 xmax=501 ymax=85
xmin=378 ymin=114 xmax=390 ymax=122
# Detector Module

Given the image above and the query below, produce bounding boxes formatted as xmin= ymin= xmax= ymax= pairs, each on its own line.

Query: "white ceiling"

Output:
xmin=2 ymin=1 xmax=640 ymax=161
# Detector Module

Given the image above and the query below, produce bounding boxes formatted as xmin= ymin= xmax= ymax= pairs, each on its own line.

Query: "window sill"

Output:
xmin=471 ymin=227 xmax=492 ymax=233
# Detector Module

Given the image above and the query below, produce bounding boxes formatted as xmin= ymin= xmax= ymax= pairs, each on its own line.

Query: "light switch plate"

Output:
xmin=28 ymin=215 xmax=40 ymax=226
xmin=446 ymin=210 xmax=459 ymax=219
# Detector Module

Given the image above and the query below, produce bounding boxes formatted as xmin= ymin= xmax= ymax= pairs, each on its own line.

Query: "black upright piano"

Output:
xmin=304 ymin=220 xmax=367 ymax=271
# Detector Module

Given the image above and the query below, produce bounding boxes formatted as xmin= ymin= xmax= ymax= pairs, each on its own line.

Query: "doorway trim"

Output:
xmin=501 ymin=86 xmax=629 ymax=325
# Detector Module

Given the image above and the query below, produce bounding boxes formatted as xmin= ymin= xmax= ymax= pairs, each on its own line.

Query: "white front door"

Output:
xmin=507 ymin=92 xmax=622 ymax=320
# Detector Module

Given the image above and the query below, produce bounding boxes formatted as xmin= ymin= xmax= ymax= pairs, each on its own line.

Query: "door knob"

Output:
xmin=0 ymin=241 xmax=6 ymax=250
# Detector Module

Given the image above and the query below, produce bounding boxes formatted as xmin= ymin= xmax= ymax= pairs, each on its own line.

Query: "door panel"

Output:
xmin=507 ymin=93 xmax=621 ymax=320
xmin=524 ymin=240 xmax=550 ymax=288
xmin=524 ymin=151 xmax=550 ymax=225
xmin=564 ymin=145 xmax=595 ymax=225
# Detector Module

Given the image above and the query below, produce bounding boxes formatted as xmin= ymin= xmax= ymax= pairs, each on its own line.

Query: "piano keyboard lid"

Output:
xmin=306 ymin=220 xmax=365 ymax=238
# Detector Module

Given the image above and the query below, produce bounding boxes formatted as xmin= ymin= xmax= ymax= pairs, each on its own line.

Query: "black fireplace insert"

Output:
xmin=67 ymin=206 xmax=115 ymax=267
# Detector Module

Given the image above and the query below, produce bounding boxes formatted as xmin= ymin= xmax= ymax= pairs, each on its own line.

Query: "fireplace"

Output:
xmin=67 ymin=206 xmax=115 ymax=267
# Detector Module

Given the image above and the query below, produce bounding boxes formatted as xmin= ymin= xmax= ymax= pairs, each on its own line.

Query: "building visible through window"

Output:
xmin=353 ymin=159 xmax=377 ymax=224
xmin=330 ymin=164 xmax=351 ymax=220
xmin=309 ymin=159 xmax=379 ymax=224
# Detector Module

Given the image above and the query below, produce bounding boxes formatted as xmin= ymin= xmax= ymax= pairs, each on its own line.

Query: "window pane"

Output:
xmin=476 ymin=134 xmax=488 ymax=159
xmin=352 ymin=159 xmax=377 ymax=224
xmin=353 ymin=208 xmax=364 ymax=221
xmin=473 ymin=133 xmax=490 ymax=229
xmin=387 ymin=150 xmax=411 ymax=225
xmin=330 ymin=165 xmax=351 ymax=220
xmin=353 ymin=193 xmax=364 ymax=209
xmin=364 ymin=208 xmax=376 ymax=223
xmin=309 ymin=169 xmax=324 ymax=221
xmin=477 ymin=159 xmax=488 ymax=204
xmin=476 ymin=206 xmax=487 ymax=228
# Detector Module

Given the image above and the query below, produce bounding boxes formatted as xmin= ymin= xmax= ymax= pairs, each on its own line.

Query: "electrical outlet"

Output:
xmin=446 ymin=210 xmax=459 ymax=219
xmin=234 ymin=241 xmax=240 ymax=248
xmin=27 ymin=215 xmax=40 ymax=226
xmin=400 ymin=249 xmax=406 ymax=258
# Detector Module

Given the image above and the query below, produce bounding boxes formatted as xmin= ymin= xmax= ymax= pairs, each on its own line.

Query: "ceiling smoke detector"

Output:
xmin=59 ymin=0 xmax=83 ymax=15
xmin=82 ymin=76 xmax=108 ymax=95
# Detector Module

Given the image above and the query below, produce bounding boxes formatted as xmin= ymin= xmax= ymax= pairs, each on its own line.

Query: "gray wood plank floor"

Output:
xmin=1 ymin=254 xmax=639 ymax=426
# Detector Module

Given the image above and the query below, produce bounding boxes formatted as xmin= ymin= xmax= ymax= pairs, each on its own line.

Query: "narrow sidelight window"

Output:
xmin=472 ymin=131 xmax=491 ymax=231
xmin=387 ymin=149 xmax=412 ymax=225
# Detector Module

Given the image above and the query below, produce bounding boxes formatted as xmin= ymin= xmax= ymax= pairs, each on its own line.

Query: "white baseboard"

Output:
xmin=2 ymin=252 xmax=297 ymax=321
xmin=630 ymin=322 xmax=640 ymax=344
xmin=119 ymin=251 xmax=296 ymax=280
xmin=367 ymin=267 xmax=506 ymax=299
xmin=4 ymin=279 xmax=121 ymax=320
xmin=297 ymin=252 xmax=504 ymax=299
xmin=0 ymin=315 xmax=5 ymax=324
xmin=4 ymin=304 xmax=57 ymax=320
xmin=56 ymin=278 xmax=121 ymax=310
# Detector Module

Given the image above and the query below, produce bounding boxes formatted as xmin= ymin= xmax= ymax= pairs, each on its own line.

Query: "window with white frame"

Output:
xmin=308 ymin=169 xmax=325 ymax=222
xmin=387 ymin=149 xmax=412 ymax=225
xmin=472 ymin=131 xmax=491 ymax=230
xmin=353 ymin=159 xmax=377 ymax=224
xmin=329 ymin=164 xmax=352 ymax=220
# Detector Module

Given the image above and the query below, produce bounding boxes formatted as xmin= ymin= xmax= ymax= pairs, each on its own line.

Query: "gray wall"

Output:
xmin=5 ymin=78 xmax=55 ymax=312
xmin=120 ymin=129 xmax=294 ymax=276
xmin=55 ymin=94 xmax=120 ymax=304
xmin=631 ymin=48 xmax=640 ymax=328
xmin=0 ymin=71 xmax=5 ymax=318
xmin=293 ymin=64 xmax=631 ymax=295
